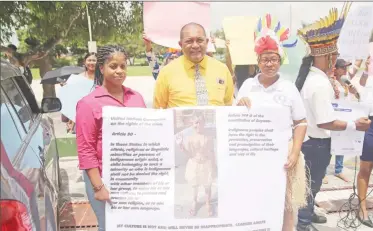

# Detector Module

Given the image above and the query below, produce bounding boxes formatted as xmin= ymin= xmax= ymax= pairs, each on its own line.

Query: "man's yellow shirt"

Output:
xmin=153 ymin=55 xmax=234 ymax=108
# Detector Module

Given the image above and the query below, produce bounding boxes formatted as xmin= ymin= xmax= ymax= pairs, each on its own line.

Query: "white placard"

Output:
xmin=338 ymin=3 xmax=373 ymax=60
xmin=57 ymin=75 xmax=94 ymax=122
xmin=102 ymin=106 xmax=290 ymax=231
xmin=88 ymin=41 xmax=97 ymax=53
xmin=331 ymin=100 xmax=371 ymax=156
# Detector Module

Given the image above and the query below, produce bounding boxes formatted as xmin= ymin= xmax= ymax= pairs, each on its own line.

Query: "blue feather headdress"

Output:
xmin=254 ymin=14 xmax=298 ymax=61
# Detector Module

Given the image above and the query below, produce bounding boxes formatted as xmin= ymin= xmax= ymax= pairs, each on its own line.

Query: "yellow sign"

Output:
xmin=223 ymin=16 xmax=258 ymax=65
xmin=223 ymin=16 xmax=291 ymax=65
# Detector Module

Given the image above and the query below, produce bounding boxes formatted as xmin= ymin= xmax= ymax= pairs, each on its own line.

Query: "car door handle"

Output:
xmin=38 ymin=145 xmax=45 ymax=163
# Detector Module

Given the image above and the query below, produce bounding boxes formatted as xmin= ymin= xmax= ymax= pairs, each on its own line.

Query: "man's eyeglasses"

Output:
xmin=258 ymin=58 xmax=281 ymax=65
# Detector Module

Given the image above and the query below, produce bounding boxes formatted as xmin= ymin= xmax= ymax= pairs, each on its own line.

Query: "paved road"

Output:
xmin=32 ymin=76 xmax=373 ymax=231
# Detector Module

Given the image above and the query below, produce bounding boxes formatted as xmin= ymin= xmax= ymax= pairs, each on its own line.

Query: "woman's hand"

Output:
xmin=232 ymin=74 xmax=237 ymax=85
xmin=142 ymin=32 xmax=152 ymax=51
xmin=284 ymin=151 xmax=299 ymax=170
xmin=94 ymin=185 xmax=112 ymax=204
xmin=237 ymin=97 xmax=251 ymax=108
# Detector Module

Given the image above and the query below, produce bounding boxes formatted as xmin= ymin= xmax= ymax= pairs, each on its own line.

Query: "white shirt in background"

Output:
xmin=236 ymin=74 xmax=306 ymax=140
xmin=300 ymin=67 xmax=337 ymax=139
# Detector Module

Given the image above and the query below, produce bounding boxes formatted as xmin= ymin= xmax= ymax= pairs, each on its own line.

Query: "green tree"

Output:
xmin=1 ymin=1 xmax=142 ymax=97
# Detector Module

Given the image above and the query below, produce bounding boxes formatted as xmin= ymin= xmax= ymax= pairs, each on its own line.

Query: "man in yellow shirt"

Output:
xmin=153 ymin=22 xmax=234 ymax=108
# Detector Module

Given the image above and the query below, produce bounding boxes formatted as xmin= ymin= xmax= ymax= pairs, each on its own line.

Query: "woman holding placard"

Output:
xmin=235 ymin=14 xmax=309 ymax=231
xmin=76 ymin=45 xmax=146 ymax=230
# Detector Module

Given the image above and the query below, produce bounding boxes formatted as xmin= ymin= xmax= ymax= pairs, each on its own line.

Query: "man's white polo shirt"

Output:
xmin=300 ymin=67 xmax=336 ymax=139
xmin=236 ymin=74 xmax=306 ymax=140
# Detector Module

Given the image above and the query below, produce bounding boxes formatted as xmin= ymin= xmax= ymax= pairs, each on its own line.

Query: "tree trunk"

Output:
xmin=37 ymin=56 xmax=56 ymax=98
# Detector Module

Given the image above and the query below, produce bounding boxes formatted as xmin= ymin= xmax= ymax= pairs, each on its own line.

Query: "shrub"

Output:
xmin=53 ymin=58 xmax=72 ymax=68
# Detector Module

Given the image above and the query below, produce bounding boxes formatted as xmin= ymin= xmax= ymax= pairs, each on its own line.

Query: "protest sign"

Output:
xmin=57 ymin=75 xmax=94 ymax=121
xmin=102 ymin=106 xmax=290 ymax=231
xmin=331 ymin=100 xmax=371 ymax=156
xmin=223 ymin=16 xmax=258 ymax=65
xmin=143 ymin=2 xmax=215 ymax=52
xmin=338 ymin=3 xmax=373 ymax=60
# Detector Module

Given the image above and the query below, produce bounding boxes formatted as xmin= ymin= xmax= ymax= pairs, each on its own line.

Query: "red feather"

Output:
xmin=254 ymin=35 xmax=279 ymax=55
xmin=280 ymin=28 xmax=289 ymax=42
xmin=266 ymin=14 xmax=271 ymax=28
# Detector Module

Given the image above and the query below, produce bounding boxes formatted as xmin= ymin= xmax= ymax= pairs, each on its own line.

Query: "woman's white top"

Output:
xmin=235 ymin=74 xmax=306 ymax=140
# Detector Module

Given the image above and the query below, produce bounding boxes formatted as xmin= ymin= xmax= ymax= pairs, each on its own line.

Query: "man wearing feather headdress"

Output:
xmin=235 ymin=14 xmax=309 ymax=231
xmin=295 ymin=3 xmax=372 ymax=230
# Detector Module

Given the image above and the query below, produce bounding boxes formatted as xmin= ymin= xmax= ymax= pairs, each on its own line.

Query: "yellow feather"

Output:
xmin=277 ymin=27 xmax=286 ymax=36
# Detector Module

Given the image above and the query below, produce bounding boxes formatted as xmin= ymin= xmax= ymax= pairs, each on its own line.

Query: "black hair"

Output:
xmin=94 ymin=45 xmax=127 ymax=86
xmin=180 ymin=22 xmax=207 ymax=40
xmin=84 ymin=52 xmax=97 ymax=61
xmin=295 ymin=56 xmax=314 ymax=92
xmin=7 ymin=44 xmax=17 ymax=52
xmin=235 ymin=65 xmax=260 ymax=90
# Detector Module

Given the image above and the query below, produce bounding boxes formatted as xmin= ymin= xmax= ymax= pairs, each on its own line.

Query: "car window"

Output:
xmin=0 ymin=92 xmax=23 ymax=161
xmin=1 ymin=78 xmax=34 ymax=132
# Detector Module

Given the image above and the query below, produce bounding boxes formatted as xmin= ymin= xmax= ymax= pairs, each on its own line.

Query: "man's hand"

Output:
xmin=237 ymin=97 xmax=251 ymax=108
xmin=347 ymin=84 xmax=358 ymax=95
xmin=225 ymin=40 xmax=230 ymax=50
xmin=365 ymin=57 xmax=370 ymax=72
xmin=355 ymin=117 xmax=372 ymax=131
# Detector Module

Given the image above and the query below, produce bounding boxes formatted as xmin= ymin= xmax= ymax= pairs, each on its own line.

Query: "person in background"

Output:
xmin=224 ymin=40 xmax=260 ymax=93
xmin=143 ymin=32 xmax=181 ymax=80
xmin=235 ymin=14 xmax=308 ymax=231
xmin=76 ymin=45 xmax=146 ymax=231
xmin=153 ymin=22 xmax=234 ymax=109
xmin=60 ymin=52 xmax=97 ymax=134
xmin=356 ymin=56 xmax=373 ymax=228
xmin=295 ymin=4 xmax=371 ymax=230
xmin=5 ymin=44 xmax=33 ymax=84
xmin=323 ymin=59 xmax=360 ymax=184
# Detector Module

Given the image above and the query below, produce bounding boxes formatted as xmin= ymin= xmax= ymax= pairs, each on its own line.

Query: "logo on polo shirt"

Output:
xmin=217 ymin=78 xmax=225 ymax=84
xmin=273 ymin=94 xmax=290 ymax=106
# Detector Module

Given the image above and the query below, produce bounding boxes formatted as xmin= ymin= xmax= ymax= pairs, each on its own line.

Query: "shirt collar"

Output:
xmin=183 ymin=55 xmax=208 ymax=70
xmin=310 ymin=66 xmax=329 ymax=79
xmin=253 ymin=73 xmax=283 ymax=92
xmin=93 ymin=85 xmax=135 ymax=98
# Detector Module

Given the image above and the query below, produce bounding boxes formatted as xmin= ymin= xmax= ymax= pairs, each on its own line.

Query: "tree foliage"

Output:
xmin=1 ymin=1 xmax=143 ymax=64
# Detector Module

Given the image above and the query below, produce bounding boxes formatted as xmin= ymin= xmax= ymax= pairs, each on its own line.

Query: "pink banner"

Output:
xmin=369 ymin=42 xmax=373 ymax=76
xmin=143 ymin=2 xmax=215 ymax=52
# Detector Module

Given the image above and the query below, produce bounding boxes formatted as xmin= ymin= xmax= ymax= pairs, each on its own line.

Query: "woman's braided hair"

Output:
xmin=94 ymin=45 xmax=127 ymax=86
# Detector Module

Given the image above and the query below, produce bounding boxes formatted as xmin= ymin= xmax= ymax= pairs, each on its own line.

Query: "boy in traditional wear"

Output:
xmin=295 ymin=3 xmax=371 ymax=231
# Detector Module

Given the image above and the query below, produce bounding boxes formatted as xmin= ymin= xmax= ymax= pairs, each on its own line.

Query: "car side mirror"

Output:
xmin=41 ymin=98 xmax=62 ymax=113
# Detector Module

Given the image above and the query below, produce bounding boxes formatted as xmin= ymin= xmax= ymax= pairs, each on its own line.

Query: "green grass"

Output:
xmin=126 ymin=66 xmax=152 ymax=76
xmin=32 ymin=66 xmax=152 ymax=80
